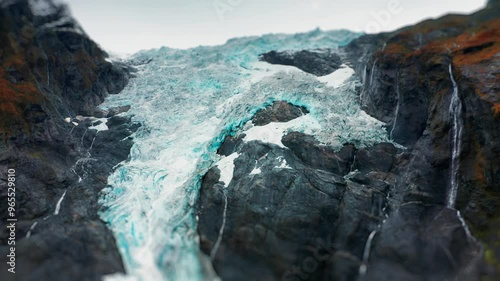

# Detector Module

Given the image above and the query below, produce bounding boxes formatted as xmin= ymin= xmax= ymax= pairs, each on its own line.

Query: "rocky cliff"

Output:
xmin=197 ymin=2 xmax=499 ymax=281
xmin=0 ymin=1 xmax=137 ymax=280
xmin=0 ymin=1 xmax=498 ymax=281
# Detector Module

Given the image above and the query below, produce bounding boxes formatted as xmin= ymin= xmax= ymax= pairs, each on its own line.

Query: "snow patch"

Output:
xmin=216 ymin=153 xmax=239 ymax=187
xmin=317 ymin=65 xmax=355 ymax=88
xmin=89 ymin=118 xmax=109 ymax=132
xmin=275 ymin=156 xmax=292 ymax=169
xmin=247 ymin=61 xmax=308 ymax=85
xmin=250 ymin=167 xmax=262 ymax=175
xmin=242 ymin=114 xmax=320 ymax=148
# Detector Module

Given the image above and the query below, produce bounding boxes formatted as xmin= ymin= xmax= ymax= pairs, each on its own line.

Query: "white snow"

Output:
xmin=242 ymin=114 xmax=320 ymax=148
xmin=275 ymin=156 xmax=292 ymax=169
xmin=28 ymin=0 xmax=63 ymax=16
xmin=40 ymin=16 xmax=73 ymax=30
xmin=248 ymin=61 xmax=306 ymax=84
xmin=216 ymin=153 xmax=240 ymax=187
xmin=89 ymin=118 xmax=109 ymax=132
xmin=317 ymin=65 xmax=355 ymax=88
xmin=250 ymin=167 xmax=262 ymax=175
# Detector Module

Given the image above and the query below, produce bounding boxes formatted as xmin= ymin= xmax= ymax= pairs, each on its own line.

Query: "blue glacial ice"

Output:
xmin=97 ymin=29 xmax=390 ymax=281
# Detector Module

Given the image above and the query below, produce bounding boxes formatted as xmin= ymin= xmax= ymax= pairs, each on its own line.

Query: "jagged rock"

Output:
xmin=259 ymin=49 xmax=344 ymax=76
xmin=282 ymin=132 xmax=355 ymax=175
xmin=341 ymin=2 xmax=500 ymax=280
xmin=197 ymin=131 xmax=399 ymax=280
xmin=198 ymin=3 xmax=499 ymax=281
xmin=361 ymin=205 xmax=483 ymax=281
xmin=0 ymin=1 xmax=136 ymax=280
xmin=217 ymin=134 xmax=246 ymax=157
xmin=252 ymin=101 xmax=309 ymax=126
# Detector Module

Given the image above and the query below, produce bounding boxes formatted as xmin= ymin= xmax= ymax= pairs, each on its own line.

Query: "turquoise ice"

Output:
xmin=97 ymin=29 xmax=390 ymax=281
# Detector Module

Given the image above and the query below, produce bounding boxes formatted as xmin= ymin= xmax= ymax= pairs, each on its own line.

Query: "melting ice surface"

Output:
xmin=98 ymin=29 xmax=390 ymax=281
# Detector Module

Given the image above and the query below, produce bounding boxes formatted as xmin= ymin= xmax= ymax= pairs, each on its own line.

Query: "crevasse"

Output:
xmin=97 ymin=30 xmax=390 ymax=281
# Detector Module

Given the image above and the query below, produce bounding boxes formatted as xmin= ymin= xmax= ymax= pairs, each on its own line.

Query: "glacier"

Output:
xmin=96 ymin=29 xmax=391 ymax=281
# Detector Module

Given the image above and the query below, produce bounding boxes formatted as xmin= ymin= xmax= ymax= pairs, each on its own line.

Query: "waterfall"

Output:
xmin=359 ymin=230 xmax=377 ymax=276
xmin=357 ymin=157 xmax=393 ymax=276
xmin=210 ymin=189 xmax=228 ymax=260
xmin=25 ymin=221 xmax=39 ymax=238
xmin=446 ymin=64 xmax=463 ymax=209
xmin=456 ymin=210 xmax=477 ymax=243
xmin=54 ymin=190 xmax=67 ymax=215
xmin=360 ymin=59 xmax=378 ymax=106
xmin=390 ymin=78 xmax=401 ymax=140
xmin=369 ymin=59 xmax=378 ymax=87
xmin=362 ymin=64 xmax=367 ymax=84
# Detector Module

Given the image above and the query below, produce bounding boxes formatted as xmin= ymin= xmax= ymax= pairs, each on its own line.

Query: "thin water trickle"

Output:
xmin=390 ymin=76 xmax=401 ymax=140
xmin=360 ymin=59 xmax=378 ymax=106
xmin=210 ymin=189 xmax=228 ymax=261
xmin=54 ymin=190 xmax=67 ymax=215
xmin=446 ymin=64 xmax=463 ymax=209
xmin=359 ymin=230 xmax=377 ymax=276
xmin=25 ymin=221 xmax=38 ymax=238
xmin=89 ymin=132 xmax=98 ymax=152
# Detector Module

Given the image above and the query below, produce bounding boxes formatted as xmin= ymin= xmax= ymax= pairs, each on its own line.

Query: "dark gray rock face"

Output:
xmin=360 ymin=205 xmax=483 ymax=281
xmin=200 ymin=103 xmax=405 ymax=280
xmin=0 ymin=1 xmax=137 ymax=280
xmin=259 ymin=49 xmax=344 ymax=76
xmin=198 ymin=135 xmax=400 ymax=281
xmin=252 ymin=101 xmax=309 ymax=126
xmin=341 ymin=3 xmax=500 ymax=280
xmin=282 ymin=132 xmax=355 ymax=175
xmin=488 ymin=0 xmax=499 ymax=6
xmin=199 ymin=129 xmax=483 ymax=281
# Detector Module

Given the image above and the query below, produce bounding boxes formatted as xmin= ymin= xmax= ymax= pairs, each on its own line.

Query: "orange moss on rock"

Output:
xmin=0 ymin=55 xmax=45 ymax=140
xmin=452 ymin=20 xmax=500 ymax=67
xmin=380 ymin=17 xmax=499 ymax=117
xmin=492 ymin=104 xmax=500 ymax=118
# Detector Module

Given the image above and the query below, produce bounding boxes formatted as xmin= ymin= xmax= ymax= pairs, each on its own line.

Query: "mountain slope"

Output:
xmin=0 ymin=1 xmax=137 ymax=280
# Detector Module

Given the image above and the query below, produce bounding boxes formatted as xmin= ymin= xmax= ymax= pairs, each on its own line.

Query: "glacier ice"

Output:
xmin=97 ymin=29 xmax=390 ymax=281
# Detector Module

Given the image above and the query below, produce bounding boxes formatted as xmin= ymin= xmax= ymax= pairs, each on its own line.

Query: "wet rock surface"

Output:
xmin=0 ymin=1 xmax=137 ymax=280
xmin=342 ymin=2 xmax=500 ymax=280
xmin=198 ymin=103 xmax=400 ymax=280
